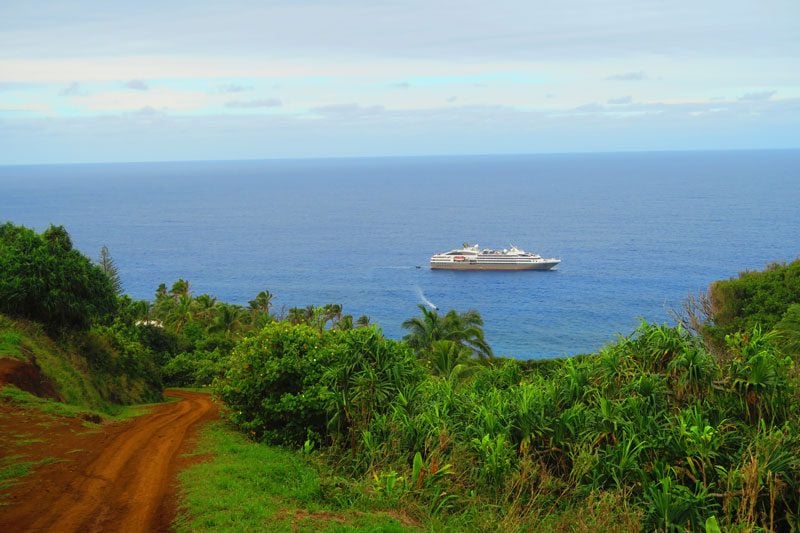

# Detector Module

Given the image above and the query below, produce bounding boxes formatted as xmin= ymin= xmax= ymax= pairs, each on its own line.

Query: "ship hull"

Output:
xmin=430 ymin=261 xmax=559 ymax=271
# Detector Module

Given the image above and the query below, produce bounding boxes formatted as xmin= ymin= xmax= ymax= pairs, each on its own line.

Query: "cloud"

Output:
xmin=739 ymin=90 xmax=776 ymax=101
xmin=606 ymin=71 xmax=647 ymax=81
xmin=123 ymin=79 xmax=149 ymax=91
xmin=607 ymin=95 xmax=633 ymax=105
xmin=59 ymin=82 xmax=86 ymax=96
xmin=573 ymin=102 xmax=604 ymax=112
xmin=0 ymin=82 xmax=40 ymax=92
xmin=225 ymin=98 xmax=282 ymax=108
xmin=129 ymin=106 xmax=164 ymax=116
xmin=391 ymin=82 xmax=411 ymax=89
xmin=447 ymin=96 xmax=458 ymax=103
xmin=311 ymin=103 xmax=385 ymax=118
xmin=217 ymin=83 xmax=251 ymax=93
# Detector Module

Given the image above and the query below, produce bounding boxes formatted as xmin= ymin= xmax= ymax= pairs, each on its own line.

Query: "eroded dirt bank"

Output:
xmin=0 ymin=390 xmax=217 ymax=532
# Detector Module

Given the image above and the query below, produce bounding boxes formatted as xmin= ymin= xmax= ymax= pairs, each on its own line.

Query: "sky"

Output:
xmin=1 ymin=0 xmax=799 ymax=164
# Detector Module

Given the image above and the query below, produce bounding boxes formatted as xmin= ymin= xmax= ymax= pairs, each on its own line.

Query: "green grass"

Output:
xmin=0 ymin=455 xmax=59 ymax=491
xmin=0 ymin=314 xmax=162 ymax=413
xmin=176 ymin=421 xmax=415 ymax=532
xmin=0 ymin=329 xmax=24 ymax=359
xmin=0 ymin=385 xmax=154 ymax=422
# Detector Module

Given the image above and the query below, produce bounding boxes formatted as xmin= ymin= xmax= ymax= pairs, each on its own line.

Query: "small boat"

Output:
xmin=430 ymin=244 xmax=560 ymax=271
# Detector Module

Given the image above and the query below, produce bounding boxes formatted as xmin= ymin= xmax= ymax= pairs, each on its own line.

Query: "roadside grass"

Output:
xmin=0 ymin=385 xmax=154 ymax=422
xmin=0 ymin=315 xmax=106 ymax=409
xmin=0 ymin=455 xmax=59 ymax=492
xmin=0 ymin=314 xmax=162 ymax=412
xmin=176 ymin=421 xmax=416 ymax=532
xmin=0 ymin=328 xmax=24 ymax=359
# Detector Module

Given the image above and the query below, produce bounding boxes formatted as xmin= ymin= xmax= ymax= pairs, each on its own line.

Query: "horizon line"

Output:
xmin=1 ymin=146 xmax=799 ymax=168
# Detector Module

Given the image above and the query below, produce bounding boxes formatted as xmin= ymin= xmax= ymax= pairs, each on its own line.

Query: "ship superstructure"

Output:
xmin=430 ymin=244 xmax=560 ymax=271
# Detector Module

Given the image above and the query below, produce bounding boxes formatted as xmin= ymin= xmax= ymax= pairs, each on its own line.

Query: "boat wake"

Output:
xmin=415 ymin=287 xmax=438 ymax=311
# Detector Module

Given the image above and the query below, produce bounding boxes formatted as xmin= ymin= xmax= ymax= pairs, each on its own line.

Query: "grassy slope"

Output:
xmin=0 ymin=314 xmax=157 ymax=414
xmin=0 ymin=386 xmax=155 ymax=421
xmin=0 ymin=315 xmax=165 ymax=491
xmin=177 ymin=421 xmax=416 ymax=532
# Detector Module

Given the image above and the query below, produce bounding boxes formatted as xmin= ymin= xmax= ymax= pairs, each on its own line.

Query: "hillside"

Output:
xmin=0 ymin=314 xmax=161 ymax=413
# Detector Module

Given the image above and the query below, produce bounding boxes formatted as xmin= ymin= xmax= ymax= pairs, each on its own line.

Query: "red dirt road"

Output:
xmin=0 ymin=390 xmax=217 ymax=532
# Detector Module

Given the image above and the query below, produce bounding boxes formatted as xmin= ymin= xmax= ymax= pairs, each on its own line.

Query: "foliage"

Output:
xmin=402 ymin=304 xmax=493 ymax=360
xmin=219 ymin=322 xmax=335 ymax=445
xmin=774 ymin=303 xmax=800 ymax=358
xmin=0 ymin=223 xmax=117 ymax=331
xmin=218 ymin=315 xmax=800 ymax=531
xmin=97 ymin=245 xmax=123 ymax=295
xmin=706 ymin=259 xmax=800 ymax=348
xmin=0 ymin=313 xmax=161 ymax=410
xmin=175 ymin=421 xmax=414 ymax=532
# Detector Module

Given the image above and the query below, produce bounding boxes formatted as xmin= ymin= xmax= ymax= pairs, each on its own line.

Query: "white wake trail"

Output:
xmin=415 ymin=287 xmax=438 ymax=310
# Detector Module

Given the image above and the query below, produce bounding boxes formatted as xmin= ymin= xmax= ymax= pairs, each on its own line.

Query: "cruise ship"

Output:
xmin=430 ymin=244 xmax=560 ymax=271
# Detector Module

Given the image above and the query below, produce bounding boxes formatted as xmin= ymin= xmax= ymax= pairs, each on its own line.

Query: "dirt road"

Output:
xmin=0 ymin=390 xmax=217 ymax=532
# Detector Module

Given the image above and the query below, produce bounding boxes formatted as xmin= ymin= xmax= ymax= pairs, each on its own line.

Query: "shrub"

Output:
xmin=0 ymin=223 xmax=117 ymax=331
xmin=219 ymin=322 xmax=334 ymax=445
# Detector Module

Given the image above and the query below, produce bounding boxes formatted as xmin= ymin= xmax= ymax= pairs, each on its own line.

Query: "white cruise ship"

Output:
xmin=430 ymin=244 xmax=560 ymax=271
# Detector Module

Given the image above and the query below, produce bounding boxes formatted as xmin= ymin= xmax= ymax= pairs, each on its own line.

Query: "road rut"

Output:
xmin=0 ymin=390 xmax=216 ymax=532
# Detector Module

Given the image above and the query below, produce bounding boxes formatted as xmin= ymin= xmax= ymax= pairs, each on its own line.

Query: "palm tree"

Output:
xmin=402 ymin=305 xmax=444 ymax=353
xmin=287 ymin=307 xmax=308 ymax=325
xmin=402 ymin=304 xmax=493 ymax=360
xmin=336 ymin=315 xmax=354 ymax=330
xmin=165 ymin=294 xmax=192 ymax=333
xmin=170 ymin=278 xmax=191 ymax=300
xmin=210 ymin=303 xmax=245 ymax=337
xmin=427 ymin=339 xmax=475 ymax=382
xmin=192 ymin=294 xmax=218 ymax=323
xmin=321 ymin=303 xmax=343 ymax=327
xmin=248 ymin=290 xmax=274 ymax=315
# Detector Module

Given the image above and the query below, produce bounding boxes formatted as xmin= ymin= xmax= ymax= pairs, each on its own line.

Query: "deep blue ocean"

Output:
xmin=1 ymin=150 xmax=798 ymax=358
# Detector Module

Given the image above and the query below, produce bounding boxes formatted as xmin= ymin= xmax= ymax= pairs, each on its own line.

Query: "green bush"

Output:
xmin=219 ymin=322 xmax=335 ymax=445
xmin=0 ymin=222 xmax=117 ymax=331
xmin=706 ymin=259 xmax=800 ymax=346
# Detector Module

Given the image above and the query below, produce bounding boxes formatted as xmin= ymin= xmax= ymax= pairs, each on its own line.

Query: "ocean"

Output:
xmin=1 ymin=150 xmax=798 ymax=358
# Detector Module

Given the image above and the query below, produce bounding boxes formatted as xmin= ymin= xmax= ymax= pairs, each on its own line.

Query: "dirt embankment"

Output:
xmin=0 ymin=390 xmax=217 ymax=532
xmin=0 ymin=357 xmax=61 ymax=400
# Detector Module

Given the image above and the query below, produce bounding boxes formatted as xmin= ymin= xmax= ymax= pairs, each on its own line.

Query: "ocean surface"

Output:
xmin=1 ymin=150 xmax=798 ymax=358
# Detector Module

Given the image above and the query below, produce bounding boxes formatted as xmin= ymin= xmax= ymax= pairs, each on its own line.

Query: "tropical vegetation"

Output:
xmin=3 ymin=220 xmax=800 ymax=530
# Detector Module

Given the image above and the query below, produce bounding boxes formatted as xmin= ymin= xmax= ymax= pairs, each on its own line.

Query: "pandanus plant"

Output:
xmin=727 ymin=326 xmax=793 ymax=423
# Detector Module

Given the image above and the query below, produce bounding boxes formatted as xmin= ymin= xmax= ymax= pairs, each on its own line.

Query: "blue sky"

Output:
xmin=1 ymin=0 xmax=798 ymax=164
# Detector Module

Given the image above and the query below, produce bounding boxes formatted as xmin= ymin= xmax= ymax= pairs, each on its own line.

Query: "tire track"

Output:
xmin=0 ymin=390 xmax=217 ymax=532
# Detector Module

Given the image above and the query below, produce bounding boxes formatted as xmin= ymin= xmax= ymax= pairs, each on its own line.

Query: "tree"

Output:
xmin=219 ymin=322 xmax=334 ymax=445
xmin=248 ymin=290 xmax=274 ymax=315
xmin=209 ymin=303 xmax=246 ymax=337
xmin=402 ymin=304 xmax=493 ymax=360
xmin=0 ymin=223 xmax=117 ymax=331
xmin=98 ymin=245 xmax=123 ymax=295
xmin=170 ymin=279 xmax=191 ymax=299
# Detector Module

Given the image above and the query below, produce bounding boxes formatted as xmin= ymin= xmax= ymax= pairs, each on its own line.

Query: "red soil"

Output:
xmin=0 ymin=390 xmax=217 ymax=532
xmin=0 ymin=357 xmax=61 ymax=400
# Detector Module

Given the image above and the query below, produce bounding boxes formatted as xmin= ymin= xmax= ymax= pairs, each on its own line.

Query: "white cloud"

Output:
xmin=225 ymin=98 xmax=282 ymax=108
xmin=739 ymin=90 xmax=776 ymax=101
xmin=606 ymin=71 xmax=647 ymax=81
xmin=608 ymin=96 xmax=633 ymax=104
xmin=123 ymin=79 xmax=149 ymax=91
xmin=59 ymin=81 xmax=85 ymax=96
xmin=70 ymin=87 xmax=217 ymax=113
xmin=217 ymin=83 xmax=251 ymax=93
